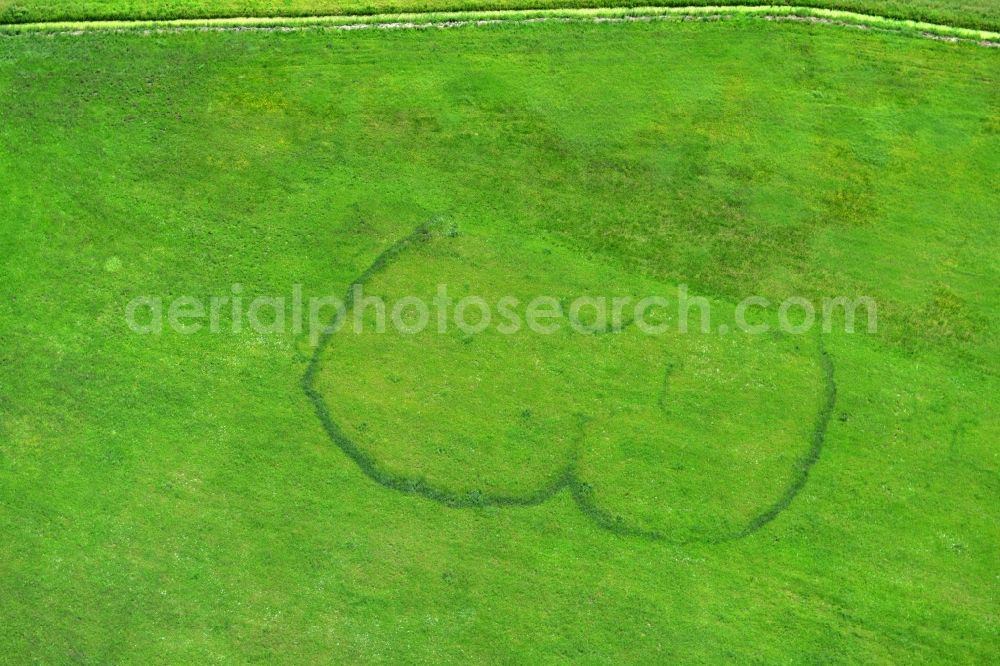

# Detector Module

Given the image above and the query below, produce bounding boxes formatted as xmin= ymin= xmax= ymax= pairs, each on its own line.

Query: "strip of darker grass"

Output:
xmin=1 ymin=2 xmax=997 ymax=34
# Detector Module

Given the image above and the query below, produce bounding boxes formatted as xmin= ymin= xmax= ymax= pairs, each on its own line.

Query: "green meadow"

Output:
xmin=1 ymin=10 xmax=998 ymax=665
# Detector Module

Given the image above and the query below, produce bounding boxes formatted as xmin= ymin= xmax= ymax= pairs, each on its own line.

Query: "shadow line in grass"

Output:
xmin=302 ymin=220 xmax=837 ymax=544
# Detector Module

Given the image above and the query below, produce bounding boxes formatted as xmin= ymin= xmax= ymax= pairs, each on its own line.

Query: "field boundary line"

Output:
xmin=1 ymin=5 xmax=998 ymax=45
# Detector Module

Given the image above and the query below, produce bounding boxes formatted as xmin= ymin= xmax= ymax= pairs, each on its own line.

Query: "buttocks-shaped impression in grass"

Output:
xmin=306 ymin=223 xmax=835 ymax=543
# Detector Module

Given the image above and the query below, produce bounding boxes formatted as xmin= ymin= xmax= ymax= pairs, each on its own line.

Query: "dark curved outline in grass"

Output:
xmin=302 ymin=221 xmax=837 ymax=543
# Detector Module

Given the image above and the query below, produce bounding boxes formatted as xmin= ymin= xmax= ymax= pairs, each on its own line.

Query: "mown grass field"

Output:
xmin=1 ymin=9 xmax=998 ymax=665
xmin=1 ymin=0 xmax=999 ymax=30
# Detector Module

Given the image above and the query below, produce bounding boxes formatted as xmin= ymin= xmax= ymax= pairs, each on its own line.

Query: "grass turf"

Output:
xmin=1 ymin=0 xmax=999 ymax=31
xmin=1 ymin=16 xmax=998 ymax=663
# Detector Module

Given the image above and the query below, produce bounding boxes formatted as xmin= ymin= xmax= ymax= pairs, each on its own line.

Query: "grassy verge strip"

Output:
xmin=1 ymin=5 xmax=998 ymax=44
